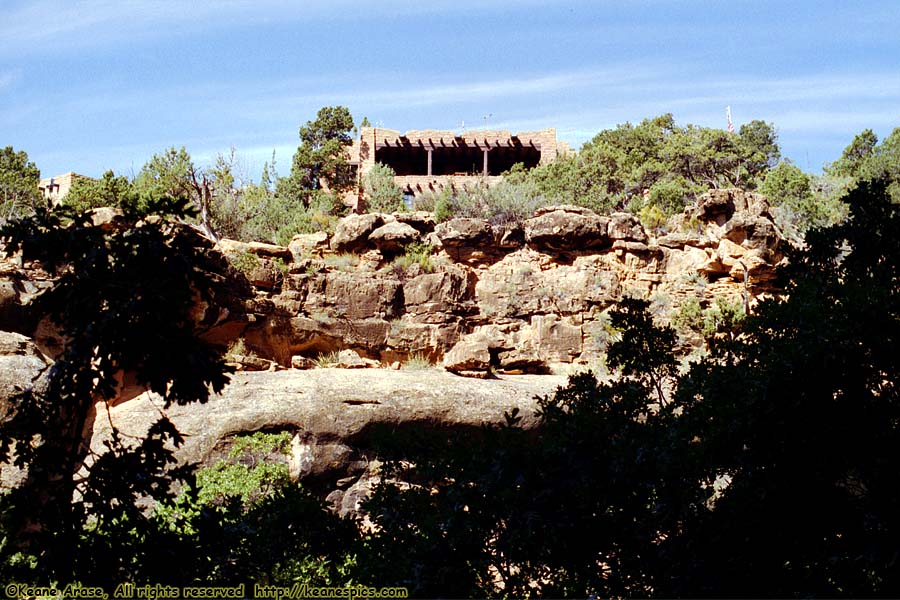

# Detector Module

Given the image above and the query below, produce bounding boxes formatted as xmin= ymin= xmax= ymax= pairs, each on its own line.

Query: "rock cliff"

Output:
xmin=1 ymin=188 xmax=787 ymax=510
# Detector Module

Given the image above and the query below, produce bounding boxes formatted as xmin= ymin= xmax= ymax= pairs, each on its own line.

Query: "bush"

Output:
xmin=392 ymin=242 xmax=435 ymax=274
xmin=363 ymin=163 xmax=404 ymax=213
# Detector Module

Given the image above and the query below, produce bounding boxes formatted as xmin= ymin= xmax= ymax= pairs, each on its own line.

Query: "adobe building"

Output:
xmin=38 ymin=172 xmax=89 ymax=206
xmin=348 ymin=127 xmax=563 ymax=198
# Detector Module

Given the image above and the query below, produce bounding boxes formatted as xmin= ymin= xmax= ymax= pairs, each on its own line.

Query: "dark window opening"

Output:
xmin=375 ymin=142 xmax=542 ymax=176
xmin=375 ymin=146 xmax=427 ymax=176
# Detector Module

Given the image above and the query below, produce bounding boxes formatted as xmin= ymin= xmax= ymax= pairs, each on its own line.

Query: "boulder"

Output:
xmin=291 ymin=355 xmax=317 ymax=370
xmin=392 ymin=211 xmax=436 ymax=234
xmin=330 ymin=213 xmax=385 ymax=253
xmin=524 ymin=209 xmax=610 ymax=252
xmin=289 ymin=231 xmax=329 ymax=261
xmin=368 ymin=221 xmax=420 ymax=254
xmin=0 ymin=332 xmax=50 ymax=418
xmin=443 ymin=337 xmax=491 ymax=373
xmin=217 ymin=238 xmax=292 ymax=261
xmin=434 ymin=218 xmax=493 ymax=248
xmin=88 ymin=368 xmax=566 ymax=483
xmin=608 ymin=212 xmax=648 ymax=243
xmin=334 ymin=349 xmax=379 ymax=369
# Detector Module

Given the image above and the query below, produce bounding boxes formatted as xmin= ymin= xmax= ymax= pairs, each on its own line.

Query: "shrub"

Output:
xmin=392 ymin=242 xmax=434 ymax=273
xmin=226 ymin=250 xmax=260 ymax=277
xmin=404 ymin=352 xmax=434 ymax=370
xmin=363 ymin=163 xmax=404 ymax=213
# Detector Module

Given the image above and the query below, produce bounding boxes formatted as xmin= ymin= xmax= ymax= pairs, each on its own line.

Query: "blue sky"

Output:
xmin=2 ymin=0 xmax=899 ymax=181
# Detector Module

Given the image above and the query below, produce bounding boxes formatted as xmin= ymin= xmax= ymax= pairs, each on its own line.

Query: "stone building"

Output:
xmin=348 ymin=127 xmax=563 ymax=198
xmin=38 ymin=172 xmax=89 ymax=206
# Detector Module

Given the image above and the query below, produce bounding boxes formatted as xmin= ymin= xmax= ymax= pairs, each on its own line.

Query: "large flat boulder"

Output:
xmin=525 ymin=207 xmax=610 ymax=252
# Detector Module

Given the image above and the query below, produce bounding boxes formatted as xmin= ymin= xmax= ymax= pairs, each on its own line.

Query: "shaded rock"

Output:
xmin=608 ymin=212 xmax=648 ymax=243
xmin=392 ymin=211 xmax=435 ymax=234
xmin=434 ymin=218 xmax=493 ymax=248
xmin=88 ymin=369 xmax=566 ymax=480
xmin=88 ymin=207 xmax=126 ymax=231
xmin=331 ymin=213 xmax=384 ymax=253
xmin=368 ymin=221 xmax=420 ymax=254
xmin=525 ymin=209 xmax=610 ymax=252
xmin=492 ymin=223 xmax=525 ymax=249
xmin=0 ymin=332 xmax=50 ymax=417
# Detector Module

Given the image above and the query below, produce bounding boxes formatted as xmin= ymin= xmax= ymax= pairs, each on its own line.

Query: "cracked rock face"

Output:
xmin=86 ymin=368 xmax=566 ymax=514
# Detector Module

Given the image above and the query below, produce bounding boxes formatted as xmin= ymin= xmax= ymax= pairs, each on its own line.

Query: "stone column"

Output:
xmin=427 ymin=148 xmax=433 ymax=176
xmin=482 ymin=149 xmax=489 ymax=177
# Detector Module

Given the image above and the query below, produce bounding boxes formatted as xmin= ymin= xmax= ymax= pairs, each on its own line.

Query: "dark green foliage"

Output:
xmin=362 ymin=163 xmax=404 ymax=213
xmin=64 ymin=170 xmax=142 ymax=213
xmin=357 ymin=298 xmax=687 ymax=598
xmin=761 ymin=160 xmax=848 ymax=238
xmin=828 ymin=127 xmax=900 ymax=202
xmin=359 ymin=179 xmax=900 ymax=597
xmin=425 ymin=115 xmax=782 ymax=224
xmin=278 ymin=106 xmax=356 ymax=204
xmin=0 ymin=198 xmax=232 ymax=582
xmin=0 ymin=146 xmax=41 ymax=221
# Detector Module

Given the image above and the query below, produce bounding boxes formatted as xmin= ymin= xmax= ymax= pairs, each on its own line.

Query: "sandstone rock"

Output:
xmin=0 ymin=332 xmax=50 ymax=418
xmin=524 ymin=209 xmax=610 ymax=252
xmin=689 ymin=188 xmax=771 ymax=226
xmin=88 ymin=207 xmax=126 ymax=230
xmin=316 ymin=272 xmax=402 ymax=320
xmin=722 ymin=212 xmax=782 ymax=253
xmin=443 ymin=337 xmax=491 ymax=373
xmin=657 ymin=231 xmax=713 ymax=249
xmin=289 ymin=231 xmax=329 ymax=260
xmin=533 ymin=204 xmax=598 ymax=217
xmin=434 ymin=218 xmax=493 ymax=248
xmin=228 ymin=354 xmax=277 ymax=371
xmin=330 ymin=213 xmax=384 ymax=253
xmin=402 ymin=270 xmax=468 ymax=315
xmin=217 ymin=238 xmax=292 ymax=261
xmin=528 ymin=314 xmax=582 ymax=363
xmin=392 ymin=211 xmax=435 ymax=234
xmin=291 ymin=355 xmax=317 ymax=369
xmin=88 ymin=369 xmax=566 ymax=484
xmin=335 ymin=349 xmax=379 ymax=369
xmin=608 ymin=212 xmax=648 ymax=243
xmin=492 ymin=223 xmax=525 ymax=249
xmin=368 ymin=221 xmax=420 ymax=254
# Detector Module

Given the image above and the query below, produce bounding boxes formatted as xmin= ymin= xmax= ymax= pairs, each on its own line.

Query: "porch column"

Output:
xmin=482 ymin=149 xmax=489 ymax=177
xmin=427 ymin=148 xmax=433 ymax=176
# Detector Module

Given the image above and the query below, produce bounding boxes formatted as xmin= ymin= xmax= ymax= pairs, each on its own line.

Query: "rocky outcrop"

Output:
xmin=1 ymin=191 xmax=787 ymax=381
xmin=88 ymin=368 xmax=565 ymax=512
xmin=524 ymin=205 xmax=610 ymax=252
xmin=193 ymin=191 xmax=786 ymax=378
xmin=1 ymin=188 xmax=792 ymax=516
